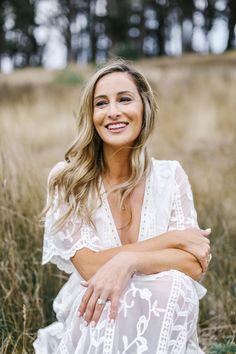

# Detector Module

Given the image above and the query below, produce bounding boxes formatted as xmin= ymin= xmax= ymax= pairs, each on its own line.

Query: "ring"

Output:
xmin=96 ymin=298 xmax=107 ymax=305
xmin=206 ymin=253 xmax=212 ymax=264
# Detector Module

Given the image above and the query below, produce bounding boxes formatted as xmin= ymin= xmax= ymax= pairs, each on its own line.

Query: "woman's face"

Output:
xmin=93 ymin=72 xmax=143 ymax=150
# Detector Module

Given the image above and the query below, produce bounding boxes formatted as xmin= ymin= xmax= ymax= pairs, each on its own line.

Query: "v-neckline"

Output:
xmin=101 ymin=167 xmax=152 ymax=246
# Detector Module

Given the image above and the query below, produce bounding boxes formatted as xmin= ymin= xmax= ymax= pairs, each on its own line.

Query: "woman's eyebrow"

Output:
xmin=94 ymin=94 xmax=107 ymax=100
xmin=117 ymin=90 xmax=134 ymax=96
xmin=94 ymin=90 xmax=134 ymax=100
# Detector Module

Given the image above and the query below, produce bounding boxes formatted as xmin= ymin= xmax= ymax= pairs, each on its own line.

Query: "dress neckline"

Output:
xmin=101 ymin=163 xmax=153 ymax=246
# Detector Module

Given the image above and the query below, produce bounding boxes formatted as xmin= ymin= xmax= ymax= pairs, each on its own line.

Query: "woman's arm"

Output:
xmin=130 ymin=248 xmax=202 ymax=280
xmin=71 ymin=228 xmax=210 ymax=280
xmin=77 ymin=248 xmax=202 ymax=327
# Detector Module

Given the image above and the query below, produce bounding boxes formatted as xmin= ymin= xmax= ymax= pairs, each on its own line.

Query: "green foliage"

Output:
xmin=114 ymin=42 xmax=141 ymax=60
xmin=53 ymin=68 xmax=83 ymax=86
xmin=1 ymin=0 xmax=40 ymax=66
xmin=208 ymin=342 xmax=236 ymax=354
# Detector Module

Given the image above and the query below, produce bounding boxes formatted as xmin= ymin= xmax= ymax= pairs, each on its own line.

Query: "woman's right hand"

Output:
xmin=174 ymin=228 xmax=211 ymax=272
xmin=78 ymin=252 xmax=136 ymax=327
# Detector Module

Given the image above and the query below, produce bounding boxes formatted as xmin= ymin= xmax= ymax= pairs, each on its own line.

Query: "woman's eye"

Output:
xmin=95 ymin=100 xmax=107 ymax=107
xmin=120 ymin=97 xmax=131 ymax=102
xmin=120 ymin=96 xmax=131 ymax=103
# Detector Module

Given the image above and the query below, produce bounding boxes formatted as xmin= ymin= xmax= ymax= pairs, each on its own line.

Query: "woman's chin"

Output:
xmin=103 ymin=139 xmax=135 ymax=150
xmin=101 ymin=133 xmax=139 ymax=149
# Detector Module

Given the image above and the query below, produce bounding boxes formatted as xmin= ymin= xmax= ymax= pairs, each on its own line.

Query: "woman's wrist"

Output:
xmin=164 ymin=230 xmax=181 ymax=249
xmin=119 ymin=251 xmax=139 ymax=275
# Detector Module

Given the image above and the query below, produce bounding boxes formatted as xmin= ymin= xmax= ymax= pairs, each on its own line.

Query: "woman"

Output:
xmin=33 ymin=59 xmax=211 ymax=353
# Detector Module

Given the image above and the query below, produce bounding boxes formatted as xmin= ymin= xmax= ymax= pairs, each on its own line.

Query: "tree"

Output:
xmin=155 ymin=0 xmax=169 ymax=56
xmin=107 ymin=0 xmax=131 ymax=57
xmin=227 ymin=0 xmax=236 ymax=50
xmin=0 ymin=1 xmax=7 ymax=66
xmin=178 ymin=0 xmax=195 ymax=53
xmin=8 ymin=0 xmax=40 ymax=66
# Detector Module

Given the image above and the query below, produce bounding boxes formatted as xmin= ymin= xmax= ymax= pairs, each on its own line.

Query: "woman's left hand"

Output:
xmin=78 ymin=252 xmax=136 ymax=327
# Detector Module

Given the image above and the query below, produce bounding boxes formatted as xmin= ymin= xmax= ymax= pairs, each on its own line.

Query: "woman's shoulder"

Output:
xmin=151 ymin=158 xmax=189 ymax=181
xmin=151 ymin=158 xmax=182 ymax=173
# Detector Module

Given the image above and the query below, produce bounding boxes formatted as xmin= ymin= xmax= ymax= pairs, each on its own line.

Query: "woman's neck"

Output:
xmin=103 ymin=146 xmax=131 ymax=183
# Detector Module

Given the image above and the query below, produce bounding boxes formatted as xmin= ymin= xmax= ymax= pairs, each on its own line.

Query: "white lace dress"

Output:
xmin=33 ymin=159 xmax=206 ymax=354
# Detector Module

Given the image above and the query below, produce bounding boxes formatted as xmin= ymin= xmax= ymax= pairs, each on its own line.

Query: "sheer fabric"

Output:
xmin=33 ymin=160 xmax=206 ymax=354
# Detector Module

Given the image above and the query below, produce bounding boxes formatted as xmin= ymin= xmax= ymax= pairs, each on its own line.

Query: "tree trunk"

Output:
xmin=156 ymin=4 xmax=166 ymax=56
xmin=227 ymin=0 xmax=236 ymax=50
xmin=89 ymin=0 xmax=97 ymax=63
xmin=179 ymin=0 xmax=195 ymax=53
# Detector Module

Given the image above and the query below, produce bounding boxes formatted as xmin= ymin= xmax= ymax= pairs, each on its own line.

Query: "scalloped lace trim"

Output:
xmin=42 ymin=239 xmax=101 ymax=274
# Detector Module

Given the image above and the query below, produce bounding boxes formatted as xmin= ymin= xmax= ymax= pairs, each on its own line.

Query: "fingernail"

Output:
xmin=110 ymin=319 xmax=115 ymax=326
xmin=78 ymin=311 xmax=81 ymax=317
xmin=83 ymin=320 xmax=88 ymax=326
xmin=90 ymin=321 xmax=96 ymax=327
xmin=205 ymin=228 xmax=211 ymax=233
xmin=80 ymin=280 xmax=87 ymax=285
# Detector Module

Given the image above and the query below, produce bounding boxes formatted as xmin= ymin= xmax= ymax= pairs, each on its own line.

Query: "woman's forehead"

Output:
xmin=94 ymin=72 xmax=138 ymax=96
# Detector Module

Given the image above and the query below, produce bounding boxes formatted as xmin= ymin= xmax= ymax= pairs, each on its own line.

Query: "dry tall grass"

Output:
xmin=0 ymin=54 xmax=236 ymax=353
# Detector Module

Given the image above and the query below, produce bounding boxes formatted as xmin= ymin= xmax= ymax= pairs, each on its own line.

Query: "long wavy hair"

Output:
xmin=44 ymin=59 xmax=158 ymax=230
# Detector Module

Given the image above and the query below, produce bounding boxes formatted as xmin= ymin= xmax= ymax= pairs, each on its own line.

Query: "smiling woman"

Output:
xmin=93 ymin=72 xmax=143 ymax=148
xmin=33 ymin=59 xmax=211 ymax=353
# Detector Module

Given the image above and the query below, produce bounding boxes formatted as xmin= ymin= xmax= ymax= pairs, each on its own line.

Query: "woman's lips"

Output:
xmin=105 ymin=122 xmax=129 ymax=132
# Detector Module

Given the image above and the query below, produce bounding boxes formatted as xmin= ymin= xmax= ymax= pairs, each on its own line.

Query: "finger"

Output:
xmin=78 ymin=286 xmax=93 ymax=318
xmin=200 ymin=228 xmax=212 ymax=237
xmin=201 ymin=260 xmax=208 ymax=273
xmin=83 ymin=291 xmax=106 ymax=324
xmin=197 ymin=231 xmax=211 ymax=245
xmin=200 ymin=254 xmax=209 ymax=272
xmin=190 ymin=227 xmax=210 ymax=241
xmin=207 ymin=244 xmax=211 ymax=255
xmin=80 ymin=280 xmax=89 ymax=287
xmin=83 ymin=293 xmax=98 ymax=324
xmin=109 ymin=295 xmax=119 ymax=322
xmin=89 ymin=292 xmax=110 ymax=327
xmin=199 ymin=244 xmax=211 ymax=267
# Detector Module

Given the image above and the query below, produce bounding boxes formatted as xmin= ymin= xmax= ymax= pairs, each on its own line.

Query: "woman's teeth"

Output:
xmin=106 ymin=123 xmax=127 ymax=130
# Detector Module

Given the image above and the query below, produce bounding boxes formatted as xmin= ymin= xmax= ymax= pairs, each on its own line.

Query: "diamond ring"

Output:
xmin=96 ymin=298 xmax=107 ymax=305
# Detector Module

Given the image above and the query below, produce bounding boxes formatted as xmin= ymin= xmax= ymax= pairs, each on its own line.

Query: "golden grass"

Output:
xmin=0 ymin=53 xmax=236 ymax=353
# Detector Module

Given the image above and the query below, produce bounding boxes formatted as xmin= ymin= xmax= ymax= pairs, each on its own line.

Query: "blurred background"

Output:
xmin=0 ymin=0 xmax=236 ymax=71
xmin=0 ymin=1 xmax=236 ymax=353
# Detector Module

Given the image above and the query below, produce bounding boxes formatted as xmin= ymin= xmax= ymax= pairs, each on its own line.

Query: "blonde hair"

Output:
xmin=45 ymin=59 xmax=158 ymax=230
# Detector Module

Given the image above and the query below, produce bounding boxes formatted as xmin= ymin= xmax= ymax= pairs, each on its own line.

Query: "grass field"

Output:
xmin=0 ymin=53 xmax=236 ymax=353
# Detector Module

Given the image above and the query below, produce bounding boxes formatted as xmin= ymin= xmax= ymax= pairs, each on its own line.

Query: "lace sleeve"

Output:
xmin=168 ymin=161 xmax=199 ymax=231
xmin=42 ymin=162 xmax=102 ymax=274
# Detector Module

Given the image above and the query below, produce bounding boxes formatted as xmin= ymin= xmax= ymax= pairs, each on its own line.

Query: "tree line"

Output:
xmin=0 ymin=0 xmax=236 ymax=69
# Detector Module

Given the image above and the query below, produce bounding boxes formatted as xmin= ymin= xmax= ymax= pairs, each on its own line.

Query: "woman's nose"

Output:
xmin=107 ymin=102 xmax=121 ymax=119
